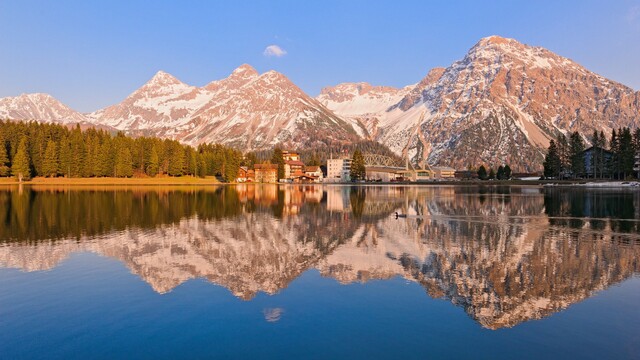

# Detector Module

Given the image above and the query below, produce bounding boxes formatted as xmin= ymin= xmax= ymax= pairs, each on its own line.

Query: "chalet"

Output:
xmin=236 ymin=166 xmax=249 ymax=182
xmin=293 ymin=175 xmax=318 ymax=183
xmin=304 ymin=166 xmax=323 ymax=183
xmin=254 ymin=164 xmax=278 ymax=183
xmin=582 ymin=146 xmax=613 ymax=177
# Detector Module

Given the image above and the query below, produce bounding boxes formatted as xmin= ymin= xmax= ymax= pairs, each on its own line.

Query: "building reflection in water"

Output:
xmin=0 ymin=184 xmax=638 ymax=329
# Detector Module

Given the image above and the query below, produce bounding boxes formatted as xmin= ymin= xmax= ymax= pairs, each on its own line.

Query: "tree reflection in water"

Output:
xmin=0 ymin=184 xmax=638 ymax=329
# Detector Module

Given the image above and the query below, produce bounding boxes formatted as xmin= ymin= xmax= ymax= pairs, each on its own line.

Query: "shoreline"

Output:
xmin=2 ymin=177 xmax=637 ymax=188
xmin=0 ymin=176 xmax=221 ymax=186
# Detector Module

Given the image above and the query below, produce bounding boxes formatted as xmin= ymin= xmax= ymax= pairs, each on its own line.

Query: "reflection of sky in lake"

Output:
xmin=0 ymin=185 xmax=639 ymax=358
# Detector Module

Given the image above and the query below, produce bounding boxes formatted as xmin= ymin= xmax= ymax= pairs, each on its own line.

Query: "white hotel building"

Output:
xmin=326 ymin=158 xmax=352 ymax=182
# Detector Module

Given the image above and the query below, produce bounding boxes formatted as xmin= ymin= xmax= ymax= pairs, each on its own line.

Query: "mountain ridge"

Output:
xmin=1 ymin=35 xmax=639 ymax=171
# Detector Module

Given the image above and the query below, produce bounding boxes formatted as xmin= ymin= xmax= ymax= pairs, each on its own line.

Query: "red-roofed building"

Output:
xmin=304 ymin=166 xmax=323 ymax=183
xmin=285 ymin=160 xmax=305 ymax=179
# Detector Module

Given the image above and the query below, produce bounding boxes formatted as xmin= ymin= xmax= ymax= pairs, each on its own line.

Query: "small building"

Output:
xmin=236 ymin=166 xmax=250 ymax=182
xmin=282 ymin=151 xmax=300 ymax=162
xmin=455 ymin=170 xmax=476 ymax=179
xmin=293 ymin=175 xmax=318 ymax=183
xmin=254 ymin=164 xmax=278 ymax=183
xmin=365 ymin=166 xmax=402 ymax=182
xmin=582 ymin=146 xmax=614 ymax=177
xmin=304 ymin=166 xmax=323 ymax=183
xmin=326 ymin=158 xmax=352 ymax=182
xmin=433 ymin=166 xmax=456 ymax=179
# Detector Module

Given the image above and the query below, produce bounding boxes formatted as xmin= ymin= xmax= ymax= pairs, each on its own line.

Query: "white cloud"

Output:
xmin=263 ymin=45 xmax=287 ymax=57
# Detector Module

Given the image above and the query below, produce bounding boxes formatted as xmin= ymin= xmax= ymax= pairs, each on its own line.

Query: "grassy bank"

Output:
xmin=0 ymin=176 xmax=221 ymax=186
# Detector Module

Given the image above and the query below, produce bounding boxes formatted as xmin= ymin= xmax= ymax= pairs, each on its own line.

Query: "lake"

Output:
xmin=0 ymin=184 xmax=639 ymax=359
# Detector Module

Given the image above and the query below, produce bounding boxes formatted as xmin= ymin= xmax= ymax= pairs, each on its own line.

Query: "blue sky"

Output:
xmin=1 ymin=0 xmax=639 ymax=112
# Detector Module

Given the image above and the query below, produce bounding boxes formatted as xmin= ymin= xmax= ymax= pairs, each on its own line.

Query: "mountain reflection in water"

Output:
xmin=1 ymin=184 xmax=639 ymax=329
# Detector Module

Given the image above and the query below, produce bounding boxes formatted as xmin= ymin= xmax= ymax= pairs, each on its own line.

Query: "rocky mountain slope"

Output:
xmin=1 ymin=36 xmax=638 ymax=169
xmin=87 ymin=64 xmax=358 ymax=149
xmin=1 ymin=65 xmax=359 ymax=150
xmin=319 ymin=36 xmax=640 ymax=171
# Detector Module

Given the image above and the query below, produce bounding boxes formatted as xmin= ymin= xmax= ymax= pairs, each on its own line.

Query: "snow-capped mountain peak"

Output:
xmin=319 ymin=36 xmax=640 ymax=171
xmin=231 ymin=64 xmax=259 ymax=78
xmin=146 ymin=70 xmax=184 ymax=86
xmin=0 ymin=92 xmax=88 ymax=124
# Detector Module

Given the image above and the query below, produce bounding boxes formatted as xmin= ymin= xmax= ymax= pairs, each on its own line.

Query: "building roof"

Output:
xmin=433 ymin=166 xmax=456 ymax=171
xmin=254 ymin=164 xmax=278 ymax=170
xmin=582 ymin=146 xmax=614 ymax=155
xmin=305 ymin=166 xmax=320 ymax=172
xmin=286 ymin=160 xmax=305 ymax=166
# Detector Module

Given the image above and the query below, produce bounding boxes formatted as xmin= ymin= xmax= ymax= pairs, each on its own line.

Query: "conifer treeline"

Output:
xmin=0 ymin=120 xmax=243 ymax=181
xmin=543 ymin=128 xmax=640 ymax=179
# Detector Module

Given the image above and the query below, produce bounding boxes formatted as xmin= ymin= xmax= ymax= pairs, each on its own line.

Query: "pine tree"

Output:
xmin=11 ymin=137 xmax=31 ymax=181
xmin=147 ymin=145 xmax=159 ymax=176
xmin=42 ymin=139 xmax=59 ymax=177
xmin=69 ymin=125 xmax=85 ymax=177
xmin=619 ymin=127 xmax=634 ymax=178
xmin=167 ymin=141 xmax=184 ymax=176
xmin=223 ymin=148 xmax=241 ymax=183
xmin=243 ymin=152 xmax=258 ymax=168
xmin=114 ymin=147 xmax=133 ymax=178
xmin=569 ymin=131 xmax=585 ymax=178
xmin=591 ymin=130 xmax=600 ymax=178
xmin=599 ymin=130 xmax=607 ymax=178
xmin=543 ymin=140 xmax=561 ymax=179
xmin=634 ymin=128 xmax=640 ymax=179
xmin=557 ymin=134 xmax=570 ymax=178
xmin=98 ymin=139 xmax=114 ymax=177
xmin=488 ymin=167 xmax=496 ymax=180
xmin=308 ymin=153 xmax=321 ymax=167
xmin=503 ymin=164 xmax=512 ymax=180
xmin=271 ymin=147 xmax=285 ymax=180
xmin=0 ymin=134 xmax=10 ymax=177
xmin=477 ymin=165 xmax=488 ymax=180
xmin=350 ymin=149 xmax=366 ymax=181
xmin=496 ymin=165 xmax=504 ymax=180
xmin=198 ymin=155 xmax=207 ymax=178
xmin=609 ymin=129 xmax=619 ymax=178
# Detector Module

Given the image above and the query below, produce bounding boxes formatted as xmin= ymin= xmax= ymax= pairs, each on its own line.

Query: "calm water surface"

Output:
xmin=0 ymin=185 xmax=639 ymax=359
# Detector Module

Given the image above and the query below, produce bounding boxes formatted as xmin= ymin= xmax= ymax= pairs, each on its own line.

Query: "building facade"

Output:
xmin=327 ymin=158 xmax=352 ymax=182
xmin=582 ymin=146 xmax=613 ymax=178
xmin=254 ymin=164 xmax=278 ymax=183
xmin=304 ymin=166 xmax=323 ymax=183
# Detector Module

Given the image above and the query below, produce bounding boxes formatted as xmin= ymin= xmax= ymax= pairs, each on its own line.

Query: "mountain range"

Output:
xmin=1 ymin=36 xmax=638 ymax=171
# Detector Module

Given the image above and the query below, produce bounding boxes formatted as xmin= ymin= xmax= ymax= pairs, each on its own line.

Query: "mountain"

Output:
xmin=316 ymin=82 xmax=413 ymax=138
xmin=0 ymin=93 xmax=89 ymax=125
xmin=318 ymin=36 xmax=640 ymax=171
xmin=2 ymin=36 xmax=638 ymax=168
xmin=0 ymin=65 xmax=359 ymax=151
xmin=87 ymin=70 xmax=210 ymax=131
xmin=89 ymin=65 xmax=359 ymax=149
